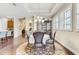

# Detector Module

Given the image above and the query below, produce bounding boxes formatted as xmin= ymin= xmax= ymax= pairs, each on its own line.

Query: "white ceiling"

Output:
xmin=24 ymin=3 xmax=54 ymax=12
xmin=0 ymin=3 xmax=64 ymax=18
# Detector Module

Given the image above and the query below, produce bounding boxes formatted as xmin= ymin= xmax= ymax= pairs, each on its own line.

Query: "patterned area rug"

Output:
xmin=25 ymin=43 xmax=66 ymax=55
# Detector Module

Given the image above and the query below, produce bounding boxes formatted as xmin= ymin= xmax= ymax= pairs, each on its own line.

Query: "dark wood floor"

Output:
xmin=0 ymin=36 xmax=75 ymax=55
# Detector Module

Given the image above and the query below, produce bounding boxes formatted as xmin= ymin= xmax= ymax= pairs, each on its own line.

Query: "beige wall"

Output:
xmin=52 ymin=4 xmax=79 ymax=54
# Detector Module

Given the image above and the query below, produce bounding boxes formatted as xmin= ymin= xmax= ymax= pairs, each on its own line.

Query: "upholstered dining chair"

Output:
xmin=52 ymin=31 xmax=56 ymax=51
xmin=46 ymin=31 xmax=56 ymax=53
xmin=33 ymin=32 xmax=44 ymax=48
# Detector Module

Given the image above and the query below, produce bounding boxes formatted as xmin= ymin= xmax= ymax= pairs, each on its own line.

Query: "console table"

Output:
xmin=0 ymin=30 xmax=13 ymax=48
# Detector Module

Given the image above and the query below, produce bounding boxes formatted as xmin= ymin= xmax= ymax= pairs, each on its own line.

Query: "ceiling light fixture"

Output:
xmin=35 ymin=19 xmax=37 ymax=22
xmin=39 ymin=19 xmax=41 ymax=22
xmin=42 ymin=20 xmax=44 ymax=22
xmin=40 ymin=16 xmax=43 ymax=19
xmin=37 ymin=16 xmax=40 ymax=19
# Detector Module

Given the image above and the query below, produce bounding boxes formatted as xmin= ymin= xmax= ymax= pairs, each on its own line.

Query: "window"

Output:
xmin=52 ymin=16 xmax=59 ymax=30
xmin=55 ymin=16 xmax=59 ymax=29
xmin=59 ymin=13 xmax=64 ymax=30
xmin=0 ymin=18 xmax=7 ymax=30
xmin=53 ymin=17 xmax=56 ymax=29
xmin=77 ymin=4 xmax=79 ymax=30
xmin=77 ymin=15 xmax=79 ymax=30
xmin=64 ymin=9 xmax=72 ymax=31
xmin=77 ymin=4 xmax=79 ymax=13
xmin=0 ymin=20 xmax=2 ymax=28
xmin=52 ymin=5 xmax=72 ymax=31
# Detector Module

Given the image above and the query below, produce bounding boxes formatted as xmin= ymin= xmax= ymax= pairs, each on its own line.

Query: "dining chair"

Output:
xmin=52 ymin=31 xmax=56 ymax=51
xmin=33 ymin=32 xmax=44 ymax=48
xmin=46 ymin=31 xmax=56 ymax=53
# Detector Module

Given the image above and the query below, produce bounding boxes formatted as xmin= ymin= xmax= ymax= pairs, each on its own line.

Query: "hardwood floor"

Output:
xmin=0 ymin=35 xmax=74 ymax=55
xmin=0 ymin=36 xmax=27 ymax=55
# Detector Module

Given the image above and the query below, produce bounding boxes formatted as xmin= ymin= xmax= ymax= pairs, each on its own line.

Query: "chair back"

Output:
xmin=33 ymin=32 xmax=44 ymax=43
xmin=53 ymin=31 xmax=56 ymax=44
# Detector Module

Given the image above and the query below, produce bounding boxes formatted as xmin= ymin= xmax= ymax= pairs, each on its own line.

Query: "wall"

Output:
xmin=0 ymin=17 xmax=8 ymax=38
xmin=55 ymin=31 xmax=79 ymax=54
xmin=52 ymin=4 xmax=79 ymax=54
xmin=25 ymin=17 xmax=34 ymax=31
xmin=14 ymin=17 xmax=21 ymax=38
xmin=0 ymin=17 xmax=13 ymax=37
xmin=0 ymin=17 xmax=7 ymax=30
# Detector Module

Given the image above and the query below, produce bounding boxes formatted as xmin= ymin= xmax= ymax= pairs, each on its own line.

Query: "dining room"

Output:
xmin=0 ymin=3 xmax=79 ymax=55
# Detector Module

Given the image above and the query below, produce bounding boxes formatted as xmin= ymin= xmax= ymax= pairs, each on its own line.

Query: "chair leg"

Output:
xmin=53 ymin=45 xmax=55 ymax=50
xmin=53 ymin=44 xmax=55 ymax=53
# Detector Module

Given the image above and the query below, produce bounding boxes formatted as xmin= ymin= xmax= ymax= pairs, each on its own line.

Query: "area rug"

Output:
xmin=25 ymin=43 xmax=66 ymax=55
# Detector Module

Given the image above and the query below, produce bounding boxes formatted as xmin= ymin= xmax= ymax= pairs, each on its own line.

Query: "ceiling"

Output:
xmin=24 ymin=3 xmax=54 ymax=12
xmin=0 ymin=3 xmax=64 ymax=18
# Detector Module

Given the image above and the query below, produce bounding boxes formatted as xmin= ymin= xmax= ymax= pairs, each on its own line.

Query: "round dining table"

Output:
xmin=28 ymin=33 xmax=50 ymax=45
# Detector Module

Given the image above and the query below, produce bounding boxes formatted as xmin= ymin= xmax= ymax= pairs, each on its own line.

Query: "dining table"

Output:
xmin=27 ymin=33 xmax=50 ymax=45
